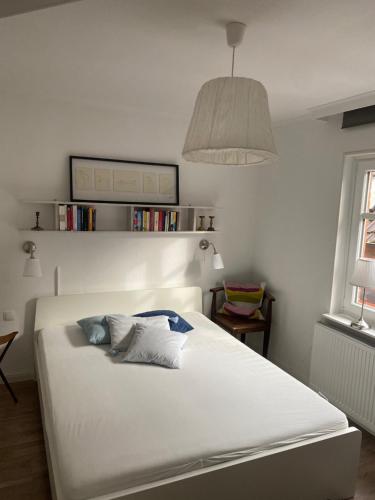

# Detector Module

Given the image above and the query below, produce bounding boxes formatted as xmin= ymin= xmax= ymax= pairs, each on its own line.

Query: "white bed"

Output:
xmin=34 ymin=286 xmax=361 ymax=500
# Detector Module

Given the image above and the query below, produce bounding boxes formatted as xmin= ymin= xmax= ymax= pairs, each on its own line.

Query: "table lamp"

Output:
xmin=350 ymin=258 xmax=375 ymax=329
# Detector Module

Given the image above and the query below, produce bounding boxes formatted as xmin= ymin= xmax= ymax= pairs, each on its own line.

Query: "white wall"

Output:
xmin=0 ymin=94 xmax=258 ymax=379
xmin=253 ymin=115 xmax=375 ymax=382
xmin=6 ymin=86 xmax=375 ymax=386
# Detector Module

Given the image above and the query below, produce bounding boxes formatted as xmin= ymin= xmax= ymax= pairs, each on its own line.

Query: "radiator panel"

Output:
xmin=310 ymin=323 xmax=375 ymax=433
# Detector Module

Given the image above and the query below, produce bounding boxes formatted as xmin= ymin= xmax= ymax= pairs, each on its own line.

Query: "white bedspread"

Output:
xmin=36 ymin=312 xmax=348 ymax=500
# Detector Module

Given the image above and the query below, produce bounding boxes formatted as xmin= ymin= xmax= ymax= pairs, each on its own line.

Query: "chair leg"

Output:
xmin=263 ymin=328 xmax=271 ymax=358
xmin=0 ymin=368 xmax=17 ymax=403
xmin=240 ymin=333 xmax=246 ymax=344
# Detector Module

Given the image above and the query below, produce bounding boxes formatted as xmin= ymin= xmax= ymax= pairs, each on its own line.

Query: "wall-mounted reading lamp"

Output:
xmin=199 ymin=239 xmax=224 ymax=270
xmin=23 ymin=241 xmax=42 ymax=277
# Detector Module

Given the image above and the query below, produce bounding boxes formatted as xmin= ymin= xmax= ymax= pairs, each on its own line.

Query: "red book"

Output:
xmin=158 ymin=211 xmax=163 ymax=231
xmin=67 ymin=206 xmax=72 ymax=231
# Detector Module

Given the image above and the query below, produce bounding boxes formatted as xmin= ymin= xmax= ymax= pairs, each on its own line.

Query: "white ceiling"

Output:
xmin=1 ymin=0 xmax=375 ymax=122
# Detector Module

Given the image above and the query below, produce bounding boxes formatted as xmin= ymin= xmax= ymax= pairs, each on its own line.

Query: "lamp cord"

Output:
xmin=231 ymin=46 xmax=235 ymax=77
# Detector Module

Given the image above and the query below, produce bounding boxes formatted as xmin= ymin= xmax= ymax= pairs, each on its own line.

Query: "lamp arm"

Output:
xmin=23 ymin=241 xmax=37 ymax=258
xmin=199 ymin=239 xmax=218 ymax=253
xmin=209 ymin=242 xmax=218 ymax=254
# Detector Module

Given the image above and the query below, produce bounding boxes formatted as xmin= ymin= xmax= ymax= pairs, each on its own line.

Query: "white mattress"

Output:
xmin=36 ymin=312 xmax=348 ymax=500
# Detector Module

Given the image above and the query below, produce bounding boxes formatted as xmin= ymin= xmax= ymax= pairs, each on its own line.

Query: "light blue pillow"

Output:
xmin=121 ymin=323 xmax=188 ymax=369
xmin=77 ymin=316 xmax=110 ymax=345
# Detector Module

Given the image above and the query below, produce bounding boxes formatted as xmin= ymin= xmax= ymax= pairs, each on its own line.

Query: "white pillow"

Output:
xmin=121 ymin=323 xmax=188 ymax=369
xmin=106 ymin=315 xmax=170 ymax=354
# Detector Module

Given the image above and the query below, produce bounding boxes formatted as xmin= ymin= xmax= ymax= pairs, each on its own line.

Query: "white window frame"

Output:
xmin=331 ymin=150 xmax=375 ymax=327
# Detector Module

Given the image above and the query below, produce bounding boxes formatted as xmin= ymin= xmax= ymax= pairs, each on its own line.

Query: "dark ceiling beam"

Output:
xmin=0 ymin=0 xmax=81 ymax=19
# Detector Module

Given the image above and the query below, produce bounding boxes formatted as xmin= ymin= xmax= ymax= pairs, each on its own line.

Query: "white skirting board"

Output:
xmin=310 ymin=322 xmax=375 ymax=434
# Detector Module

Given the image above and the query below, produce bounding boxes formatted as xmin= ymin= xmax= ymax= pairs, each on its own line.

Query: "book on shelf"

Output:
xmin=154 ymin=211 xmax=159 ymax=231
xmin=57 ymin=204 xmax=96 ymax=231
xmin=72 ymin=205 xmax=78 ymax=231
xmin=132 ymin=208 xmax=179 ymax=232
xmin=58 ymin=205 xmax=67 ymax=231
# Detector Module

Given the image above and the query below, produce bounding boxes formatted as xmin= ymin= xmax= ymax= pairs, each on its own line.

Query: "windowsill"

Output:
xmin=322 ymin=313 xmax=375 ymax=345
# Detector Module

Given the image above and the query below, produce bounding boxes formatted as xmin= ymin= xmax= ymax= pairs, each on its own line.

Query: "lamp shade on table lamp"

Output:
xmin=350 ymin=259 xmax=375 ymax=288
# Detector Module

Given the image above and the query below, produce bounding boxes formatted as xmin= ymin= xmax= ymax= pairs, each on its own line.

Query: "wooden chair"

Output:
xmin=210 ymin=287 xmax=275 ymax=357
xmin=0 ymin=331 xmax=18 ymax=403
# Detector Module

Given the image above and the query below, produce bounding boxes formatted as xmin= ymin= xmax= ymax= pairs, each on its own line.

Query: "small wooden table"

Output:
xmin=210 ymin=287 xmax=275 ymax=357
xmin=0 ymin=331 xmax=18 ymax=403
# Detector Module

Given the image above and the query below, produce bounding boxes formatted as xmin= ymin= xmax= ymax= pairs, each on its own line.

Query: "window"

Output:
xmin=332 ymin=153 xmax=375 ymax=326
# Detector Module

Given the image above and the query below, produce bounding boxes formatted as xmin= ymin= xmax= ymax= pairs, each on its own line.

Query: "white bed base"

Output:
xmin=34 ymin=286 xmax=361 ymax=500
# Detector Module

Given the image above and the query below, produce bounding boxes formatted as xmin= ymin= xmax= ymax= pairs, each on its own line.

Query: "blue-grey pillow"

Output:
xmin=134 ymin=310 xmax=193 ymax=333
xmin=77 ymin=316 xmax=110 ymax=345
xmin=121 ymin=323 xmax=188 ymax=369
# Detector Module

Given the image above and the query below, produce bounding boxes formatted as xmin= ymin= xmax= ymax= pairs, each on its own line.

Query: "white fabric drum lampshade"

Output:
xmin=182 ymin=77 xmax=278 ymax=166
xmin=212 ymin=252 xmax=224 ymax=270
xmin=23 ymin=257 xmax=42 ymax=277
xmin=23 ymin=257 xmax=42 ymax=278
xmin=350 ymin=259 xmax=375 ymax=288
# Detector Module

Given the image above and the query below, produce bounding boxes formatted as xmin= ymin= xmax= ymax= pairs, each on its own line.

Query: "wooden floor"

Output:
xmin=0 ymin=381 xmax=51 ymax=499
xmin=0 ymin=381 xmax=375 ymax=500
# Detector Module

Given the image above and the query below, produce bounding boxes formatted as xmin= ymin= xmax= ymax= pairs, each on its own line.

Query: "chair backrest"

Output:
xmin=0 ymin=331 xmax=17 ymax=346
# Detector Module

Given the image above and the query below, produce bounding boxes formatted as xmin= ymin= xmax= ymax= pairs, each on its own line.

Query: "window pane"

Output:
xmin=356 ymin=286 xmax=375 ymax=309
xmin=355 ymin=170 xmax=375 ymax=310
xmin=359 ymin=171 xmax=375 ymax=261
xmin=366 ymin=171 xmax=375 ymax=212
xmin=362 ymin=219 xmax=375 ymax=259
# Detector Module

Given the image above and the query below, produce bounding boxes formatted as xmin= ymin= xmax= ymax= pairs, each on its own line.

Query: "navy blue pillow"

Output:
xmin=134 ymin=310 xmax=193 ymax=333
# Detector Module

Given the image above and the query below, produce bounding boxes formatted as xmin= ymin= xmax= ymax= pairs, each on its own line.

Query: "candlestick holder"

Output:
xmin=197 ymin=215 xmax=206 ymax=231
xmin=31 ymin=211 xmax=44 ymax=231
xmin=207 ymin=216 xmax=215 ymax=231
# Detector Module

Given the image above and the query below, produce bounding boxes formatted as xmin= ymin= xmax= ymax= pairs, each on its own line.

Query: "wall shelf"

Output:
xmin=21 ymin=200 xmax=219 ymax=210
xmin=19 ymin=230 xmax=218 ymax=234
xmin=19 ymin=200 xmax=220 ymax=233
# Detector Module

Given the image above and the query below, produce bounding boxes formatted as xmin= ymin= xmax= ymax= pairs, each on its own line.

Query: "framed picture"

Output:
xmin=70 ymin=156 xmax=179 ymax=205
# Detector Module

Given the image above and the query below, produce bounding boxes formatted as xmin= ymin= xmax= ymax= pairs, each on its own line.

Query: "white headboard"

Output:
xmin=35 ymin=286 xmax=202 ymax=331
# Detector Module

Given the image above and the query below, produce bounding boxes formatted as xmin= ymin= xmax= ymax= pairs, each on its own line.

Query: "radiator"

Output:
xmin=310 ymin=322 xmax=375 ymax=433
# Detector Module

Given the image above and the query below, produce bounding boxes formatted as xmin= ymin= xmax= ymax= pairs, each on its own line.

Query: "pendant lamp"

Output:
xmin=182 ymin=22 xmax=278 ymax=166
